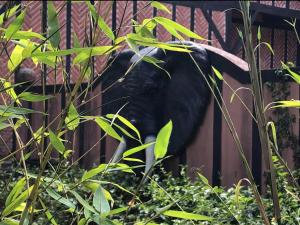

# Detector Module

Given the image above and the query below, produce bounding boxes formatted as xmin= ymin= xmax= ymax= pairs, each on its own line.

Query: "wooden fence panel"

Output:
xmin=186 ymin=95 xmax=214 ymax=182
xmin=220 ymin=73 xmax=253 ymax=187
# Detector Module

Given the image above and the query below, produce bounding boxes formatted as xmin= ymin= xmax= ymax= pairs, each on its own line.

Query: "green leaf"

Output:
xmin=123 ymin=157 xmax=144 ymax=163
xmin=212 ymin=66 xmax=223 ymax=80
xmin=154 ymin=121 xmax=172 ymax=160
xmin=82 ymin=164 xmax=107 ymax=182
xmin=281 ymin=61 xmax=300 ymax=84
xmin=257 ymin=26 xmax=261 ymax=41
xmin=0 ymin=4 xmax=19 ymax=26
xmin=49 ymin=130 xmax=65 ymax=154
xmin=39 ymin=199 xmax=58 ymax=225
xmin=151 ymin=1 xmax=171 ymax=14
xmin=78 ymin=218 xmax=87 ymax=225
xmin=86 ymin=2 xmax=115 ymax=40
xmin=73 ymin=32 xmax=81 ymax=48
xmin=0 ymin=218 xmax=20 ymax=225
xmin=69 ymin=190 xmax=97 ymax=213
xmin=46 ymin=188 xmax=76 ymax=210
xmin=270 ymin=100 xmax=300 ymax=109
xmin=65 ymin=103 xmax=80 ymax=130
xmin=163 ymin=210 xmax=213 ymax=221
xmin=197 ymin=172 xmax=209 ymax=185
xmin=6 ymin=30 xmax=46 ymax=40
xmin=47 ymin=2 xmax=61 ymax=48
xmin=261 ymin=42 xmax=274 ymax=55
xmin=106 ymin=114 xmax=141 ymax=140
xmin=95 ymin=117 xmax=122 ymax=141
xmin=5 ymin=11 xmax=25 ymax=40
xmin=73 ymin=46 xmax=119 ymax=64
xmin=93 ymin=186 xmax=110 ymax=214
xmin=2 ymin=186 xmax=33 ymax=217
xmin=18 ymin=92 xmax=52 ymax=102
xmin=0 ymin=105 xmax=38 ymax=116
xmin=3 ymin=81 xmax=20 ymax=104
xmin=5 ymin=177 xmax=26 ymax=206
xmin=8 ymin=42 xmax=24 ymax=72
xmin=267 ymin=121 xmax=278 ymax=150
xmin=123 ymin=142 xmax=155 ymax=157
xmin=154 ymin=17 xmax=204 ymax=40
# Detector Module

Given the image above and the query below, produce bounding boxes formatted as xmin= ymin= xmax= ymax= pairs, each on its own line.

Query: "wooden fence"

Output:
xmin=1 ymin=1 xmax=300 ymax=189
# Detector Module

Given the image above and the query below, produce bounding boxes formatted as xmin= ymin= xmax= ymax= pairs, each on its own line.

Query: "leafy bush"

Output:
xmin=0 ymin=162 xmax=299 ymax=225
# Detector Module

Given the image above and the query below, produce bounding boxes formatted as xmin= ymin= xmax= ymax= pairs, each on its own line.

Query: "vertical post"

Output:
xmin=211 ymin=9 xmax=222 ymax=186
xmin=171 ymin=4 xmax=176 ymax=41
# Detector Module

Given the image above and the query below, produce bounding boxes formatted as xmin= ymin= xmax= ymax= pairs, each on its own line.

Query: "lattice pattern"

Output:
xmin=194 ymin=9 xmax=208 ymax=43
xmin=211 ymin=11 xmax=225 ymax=49
xmin=273 ymin=29 xmax=285 ymax=68
xmin=175 ymin=6 xmax=191 ymax=40
xmin=260 ymin=27 xmax=272 ymax=69
xmin=156 ymin=3 xmax=172 ymax=41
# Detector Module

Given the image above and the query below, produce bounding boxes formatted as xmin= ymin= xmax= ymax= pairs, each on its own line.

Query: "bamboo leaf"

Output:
xmin=18 ymin=92 xmax=52 ymax=102
xmin=154 ymin=17 xmax=204 ymax=40
xmin=281 ymin=61 xmax=300 ymax=84
xmin=39 ymin=199 xmax=59 ymax=225
xmin=2 ymin=186 xmax=33 ymax=217
xmin=73 ymin=46 xmax=119 ymax=64
xmin=86 ymin=2 xmax=115 ymax=40
xmin=95 ymin=117 xmax=122 ymax=141
xmin=46 ymin=188 xmax=76 ymax=210
xmin=65 ymin=103 xmax=80 ymax=130
xmin=163 ymin=210 xmax=213 ymax=221
xmin=212 ymin=66 xmax=223 ymax=80
xmin=0 ymin=4 xmax=19 ymax=26
xmin=5 ymin=177 xmax=26 ymax=206
xmin=106 ymin=114 xmax=141 ymax=140
xmin=93 ymin=185 xmax=110 ymax=214
xmin=123 ymin=142 xmax=155 ymax=157
xmin=69 ymin=190 xmax=97 ymax=213
xmin=154 ymin=120 xmax=172 ymax=160
xmin=82 ymin=164 xmax=107 ymax=182
xmin=5 ymin=11 xmax=25 ymax=39
xmin=47 ymin=2 xmax=61 ymax=48
xmin=151 ymin=1 xmax=171 ymax=14
xmin=49 ymin=130 xmax=65 ymax=154
xmin=257 ymin=26 xmax=261 ymax=41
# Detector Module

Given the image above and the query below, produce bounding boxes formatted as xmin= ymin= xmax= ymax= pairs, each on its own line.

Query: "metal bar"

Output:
xmin=211 ymin=8 xmax=222 ymax=186
xmin=201 ymin=8 xmax=227 ymax=50
xmin=66 ymin=1 xmax=72 ymax=86
xmin=172 ymin=3 xmax=176 ymax=41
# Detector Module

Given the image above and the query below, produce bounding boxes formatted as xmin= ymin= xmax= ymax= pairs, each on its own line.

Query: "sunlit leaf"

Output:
xmin=6 ymin=30 xmax=45 ymax=40
xmin=154 ymin=17 xmax=204 ymax=40
xmin=106 ymin=114 xmax=141 ymax=140
xmin=212 ymin=66 xmax=223 ymax=81
xmin=82 ymin=164 xmax=107 ymax=182
xmin=5 ymin=177 xmax=26 ymax=207
xmin=267 ymin=121 xmax=278 ymax=150
xmin=0 ymin=4 xmax=19 ymax=26
xmin=95 ymin=117 xmax=122 ymax=141
xmin=73 ymin=46 xmax=119 ymax=64
xmin=49 ymin=130 xmax=65 ymax=154
xmin=5 ymin=10 xmax=25 ymax=40
xmin=257 ymin=26 xmax=261 ymax=41
xmin=8 ymin=42 xmax=24 ymax=72
xmin=154 ymin=121 xmax=172 ymax=160
xmin=270 ymin=100 xmax=300 ymax=109
xmin=2 ymin=186 xmax=33 ymax=217
xmin=47 ymin=2 xmax=61 ymax=48
xmin=65 ymin=103 xmax=80 ymax=130
xmin=281 ymin=61 xmax=300 ymax=84
xmin=3 ymin=81 xmax=20 ymax=104
xmin=163 ymin=210 xmax=213 ymax=221
xmin=151 ymin=1 xmax=171 ymax=14
xmin=123 ymin=142 xmax=155 ymax=158
xmin=86 ymin=2 xmax=115 ymax=40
